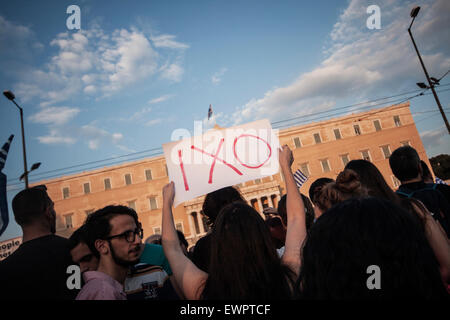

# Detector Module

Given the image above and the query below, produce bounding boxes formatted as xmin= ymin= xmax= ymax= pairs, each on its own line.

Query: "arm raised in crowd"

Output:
xmin=278 ymin=145 xmax=307 ymax=277
xmin=409 ymin=199 xmax=450 ymax=284
xmin=161 ymin=182 xmax=208 ymax=300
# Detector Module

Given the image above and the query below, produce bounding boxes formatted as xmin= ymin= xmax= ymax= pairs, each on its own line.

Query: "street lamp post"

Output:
xmin=408 ymin=6 xmax=450 ymax=134
xmin=3 ymin=90 xmax=31 ymax=188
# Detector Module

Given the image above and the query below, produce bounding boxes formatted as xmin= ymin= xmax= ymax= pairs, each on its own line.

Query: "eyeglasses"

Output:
xmin=105 ymin=228 xmax=144 ymax=243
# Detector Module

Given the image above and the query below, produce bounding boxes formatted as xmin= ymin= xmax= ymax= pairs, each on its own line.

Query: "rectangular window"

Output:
xmin=145 ymin=169 xmax=153 ymax=181
xmin=127 ymin=201 xmax=136 ymax=210
xmin=381 ymin=145 xmax=391 ymax=159
xmin=400 ymin=140 xmax=411 ymax=147
xmin=374 ymin=120 xmax=382 ymax=132
xmin=104 ymin=178 xmax=111 ymax=190
xmin=175 ymin=222 xmax=184 ymax=233
xmin=394 ymin=115 xmax=401 ymax=127
xmin=64 ymin=214 xmax=73 ymax=229
xmin=254 ymin=178 xmax=262 ymax=184
xmin=340 ymin=154 xmax=350 ymax=166
xmin=293 ymin=137 xmax=301 ymax=148
xmin=125 ymin=174 xmax=132 ymax=186
xmin=361 ymin=150 xmax=371 ymax=162
xmin=334 ymin=129 xmax=342 ymax=140
xmin=300 ymin=163 xmax=310 ymax=177
xmin=354 ymin=124 xmax=361 ymax=136
xmin=313 ymin=133 xmax=322 ymax=144
xmin=149 ymin=197 xmax=158 ymax=210
xmin=83 ymin=183 xmax=90 ymax=194
xmin=153 ymin=227 xmax=161 ymax=235
xmin=62 ymin=187 xmax=70 ymax=199
xmin=164 ymin=164 xmax=168 ymax=176
xmin=320 ymin=159 xmax=331 ymax=173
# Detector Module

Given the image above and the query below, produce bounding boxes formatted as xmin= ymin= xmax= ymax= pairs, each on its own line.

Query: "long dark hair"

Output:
xmin=345 ymin=159 xmax=401 ymax=205
xmin=297 ymin=197 xmax=448 ymax=299
xmin=201 ymin=202 xmax=295 ymax=300
xmin=202 ymin=187 xmax=245 ymax=226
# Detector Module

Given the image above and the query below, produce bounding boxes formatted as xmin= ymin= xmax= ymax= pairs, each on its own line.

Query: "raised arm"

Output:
xmin=161 ymin=182 xmax=208 ymax=300
xmin=410 ymin=200 xmax=450 ymax=284
xmin=279 ymin=145 xmax=307 ymax=277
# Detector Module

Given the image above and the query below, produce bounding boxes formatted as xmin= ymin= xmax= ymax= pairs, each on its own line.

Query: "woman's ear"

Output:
xmin=95 ymin=239 xmax=109 ymax=255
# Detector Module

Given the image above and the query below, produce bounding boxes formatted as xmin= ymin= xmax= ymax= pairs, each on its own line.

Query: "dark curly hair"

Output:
xmin=297 ymin=197 xmax=448 ymax=299
xmin=84 ymin=205 xmax=140 ymax=258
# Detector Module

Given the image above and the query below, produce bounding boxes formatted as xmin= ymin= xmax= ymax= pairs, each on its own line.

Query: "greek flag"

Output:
xmin=293 ymin=169 xmax=308 ymax=188
xmin=435 ymin=177 xmax=447 ymax=185
xmin=0 ymin=135 xmax=14 ymax=237
xmin=208 ymin=104 xmax=213 ymax=120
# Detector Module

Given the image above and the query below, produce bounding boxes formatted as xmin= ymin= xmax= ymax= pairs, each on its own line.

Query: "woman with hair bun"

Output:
xmin=314 ymin=169 xmax=368 ymax=212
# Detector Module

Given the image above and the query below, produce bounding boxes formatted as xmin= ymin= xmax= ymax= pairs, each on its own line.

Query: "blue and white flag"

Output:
xmin=0 ymin=134 xmax=14 ymax=237
xmin=435 ymin=177 xmax=447 ymax=185
xmin=208 ymin=104 xmax=213 ymax=120
xmin=293 ymin=169 xmax=308 ymax=188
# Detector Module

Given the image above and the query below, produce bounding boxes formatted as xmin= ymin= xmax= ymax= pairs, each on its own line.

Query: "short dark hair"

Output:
xmin=389 ymin=146 xmax=421 ymax=182
xmin=68 ymin=224 xmax=89 ymax=251
xmin=309 ymin=178 xmax=334 ymax=204
xmin=202 ymin=187 xmax=245 ymax=225
xmin=12 ymin=185 xmax=51 ymax=227
xmin=177 ymin=230 xmax=188 ymax=248
xmin=84 ymin=205 xmax=140 ymax=258
xmin=277 ymin=194 xmax=315 ymax=230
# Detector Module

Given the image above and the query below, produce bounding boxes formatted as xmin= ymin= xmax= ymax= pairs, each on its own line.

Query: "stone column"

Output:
xmin=257 ymin=197 xmax=264 ymax=218
xmin=268 ymin=194 xmax=274 ymax=208
xmin=198 ymin=213 xmax=206 ymax=234
xmin=188 ymin=212 xmax=197 ymax=238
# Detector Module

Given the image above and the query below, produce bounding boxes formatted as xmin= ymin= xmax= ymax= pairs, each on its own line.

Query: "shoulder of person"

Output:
xmin=76 ymin=276 xmax=122 ymax=300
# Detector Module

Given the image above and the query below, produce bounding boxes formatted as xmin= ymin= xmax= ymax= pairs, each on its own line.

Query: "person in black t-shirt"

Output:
xmin=0 ymin=185 xmax=77 ymax=300
xmin=191 ymin=187 xmax=245 ymax=272
xmin=390 ymin=146 xmax=450 ymax=237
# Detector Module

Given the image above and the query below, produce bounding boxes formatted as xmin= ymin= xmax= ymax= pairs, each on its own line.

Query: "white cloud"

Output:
xmin=146 ymin=118 xmax=163 ymax=126
xmin=102 ymin=29 xmax=159 ymax=93
xmin=148 ymin=94 xmax=173 ymax=104
xmin=13 ymin=24 xmax=188 ymax=105
xmin=37 ymin=130 xmax=76 ymax=145
xmin=83 ymin=85 xmax=97 ymax=94
xmin=151 ymin=34 xmax=189 ymax=49
xmin=0 ymin=15 xmax=43 ymax=62
xmin=212 ymin=67 xmax=228 ymax=85
xmin=80 ymin=124 xmax=125 ymax=150
xmin=420 ymin=127 xmax=447 ymax=147
xmin=28 ymin=107 xmax=80 ymax=126
xmin=160 ymin=62 xmax=184 ymax=82
xmin=229 ymin=0 xmax=450 ymax=125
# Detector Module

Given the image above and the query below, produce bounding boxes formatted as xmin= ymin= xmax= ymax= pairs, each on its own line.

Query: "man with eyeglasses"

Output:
xmin=0 ymin=185 xmax=77 ymax=300
xmin=76 ymin=205 xmax=144 ymax=300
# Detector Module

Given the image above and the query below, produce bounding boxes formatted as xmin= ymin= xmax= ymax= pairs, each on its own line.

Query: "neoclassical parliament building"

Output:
xmin=35 ymin=102 xmax=432 ymax=247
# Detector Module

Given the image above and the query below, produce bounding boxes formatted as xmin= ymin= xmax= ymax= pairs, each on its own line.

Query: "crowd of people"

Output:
xmin=0 ymin=145 xmax=449 ymax=300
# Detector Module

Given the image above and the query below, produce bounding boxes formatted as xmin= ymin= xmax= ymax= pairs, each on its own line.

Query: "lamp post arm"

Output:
xmin=408 ymin=26 xmax=450 ymax=134
xmin=17 ymin=103 xmax=29 ymax=188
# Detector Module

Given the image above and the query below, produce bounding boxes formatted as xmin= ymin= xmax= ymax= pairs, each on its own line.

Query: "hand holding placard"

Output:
xmin=163 ymin=119 xmax=280 ymax=207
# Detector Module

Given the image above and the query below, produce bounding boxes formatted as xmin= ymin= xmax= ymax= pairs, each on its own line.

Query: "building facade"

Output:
xmin=35 ymin=102 xmax=431 ymax=247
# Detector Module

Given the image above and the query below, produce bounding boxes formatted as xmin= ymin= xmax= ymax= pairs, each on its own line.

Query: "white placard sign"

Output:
xmin=163 ymin=119 xmax=280 ymax=207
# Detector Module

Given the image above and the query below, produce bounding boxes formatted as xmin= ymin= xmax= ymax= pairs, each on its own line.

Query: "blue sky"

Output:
xmin=1 ymin=0 xmax=449 ymax=240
